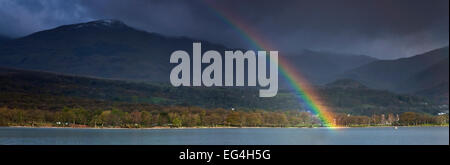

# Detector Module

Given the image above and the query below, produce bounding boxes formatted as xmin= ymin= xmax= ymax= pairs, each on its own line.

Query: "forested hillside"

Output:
xmin=1 ymin=67 xmax=445 ymax=116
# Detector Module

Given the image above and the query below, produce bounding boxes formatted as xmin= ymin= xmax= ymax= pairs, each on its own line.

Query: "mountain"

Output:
xmin=341 ymin=46 xmax=449 ymax=94
xmin=406 ymin=58 xmax=449 ymax=104
xmin=400 ymin=57 xmax=449 ymax=92
xmin=0 ymin=67 xmax=301 ymax=111
xmin=283 ymin=50 xmax=377 ymax=84
xmin=416 ymin=82 xmax=449 ymax=104
xmin=325 ymin=79 xmax=368 ymax=89
xmin=0 ymin=19 xmax=228 ymax=82
xmin=320 ymin=79 xmax=445 ymax=115
xmin=0 ymin=19 xmax=376 ymax=85
xmin=0 ymin=35 xmax=10 ymax=45
xmin=1 ymin=67 xmax=443 ymax=115
xmin=1 ymin=19 xmax=445 ymax=106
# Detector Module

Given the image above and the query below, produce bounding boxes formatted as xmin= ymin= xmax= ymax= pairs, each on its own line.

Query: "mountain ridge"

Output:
xmin=0 ymin=19 xmax=447 ymax=105
xmin=0 ymin=19 xmax=377 ymax=86
xmin=0 ymin=66 xmax=443 ymax=115
xmin=340 ymin=46 xmax=449 ymax=94
xmin=0 ymin=19 xmax=229 ymax=83
xmin=282 ymin=50 xmax=377 ymax=84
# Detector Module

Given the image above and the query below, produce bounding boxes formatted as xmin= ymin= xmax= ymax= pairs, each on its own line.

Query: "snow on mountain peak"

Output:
xmin=70 ymin=19 xmax=127 ymax=29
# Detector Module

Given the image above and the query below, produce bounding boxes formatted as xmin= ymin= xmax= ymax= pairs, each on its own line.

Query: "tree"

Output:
xmin=399 ymin=112 xmax=419 ymax=126
xmin=62 ymin=108 xmax=76 ymax=126
xmin=275 ymin=112 xmax=288 ymax=127
xmin=109 ymin=109 xmax=125 ymax=126
xmin=226 ymin=112 xmax=241 ymax=126
xmin=172 ymin=116 xmax=182 ymax=127
xmin=298 ymin=112 xmax=311 ymax=126
xmin=99 ymin=110 xmax=111 ymax=127
xmin=246 ymin=113 xmax=262 ymax=127
xmin=205 ymin=113 xmax=222 ymax=127
xmin=130 ymin=110 xmax=142 ymax=125
xmin=200 ymin=110 xmax=206 ymax=126
xmin=434 ymin=114 xmax=449 ymax=125
xmin=73 ymin=108 xmax=89 ymax=125
xmin=141 ymin=111 xmax=152 ymax=126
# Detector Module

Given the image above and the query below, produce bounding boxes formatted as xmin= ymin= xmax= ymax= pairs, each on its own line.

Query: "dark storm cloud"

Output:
xmin=0 ymin=0 xmax=91 ymax=37
xmin=0 ymin=0 xmax=448 ymax=59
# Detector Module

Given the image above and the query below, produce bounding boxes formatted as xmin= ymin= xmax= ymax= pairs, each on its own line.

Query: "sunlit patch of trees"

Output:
xmin=333 ymin=112 xmax=449 ymax=126
xmin=0 ymin=107 xmax=447 ymax=128
xmin=0 ymin=106 xmax=306 ymax=128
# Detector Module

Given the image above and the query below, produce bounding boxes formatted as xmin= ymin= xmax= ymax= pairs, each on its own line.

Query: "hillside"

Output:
xmin=341 ymin=46 xmax=449 ymax=94
xmin=416 ymin=82 xmax=449 ymax=104
xmin=324 ymin=78 xmax=368 ymax=89
xmin=0 ymin=19 xmax=376 ymax=85
xmin=322 ymin=79 xmax=444 ymax=115
xmin=283 ymin=50 xmax=377 ymax=84
xmin=400 ymin=57 xmax=449 ymax=98
xmin=0 ymin=67 xmax=301 ymax=111
xmin=0 ymin=19 xmax=445 ymax=115
xmin=0 ymin=19 xmax=228 ymax=82
xmin=0 ymin=35 xmax=10 ymax=45
xmin=0 ymin=67 xmax=444 ymax=116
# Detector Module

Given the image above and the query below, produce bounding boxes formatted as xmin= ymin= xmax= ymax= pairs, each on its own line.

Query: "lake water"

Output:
xmin=0 ymin=127 xmax=448 ymax=145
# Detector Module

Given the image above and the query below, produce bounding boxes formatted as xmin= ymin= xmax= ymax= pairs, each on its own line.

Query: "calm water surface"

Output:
xmin=0 ymin=127 xmax=448 ymax=145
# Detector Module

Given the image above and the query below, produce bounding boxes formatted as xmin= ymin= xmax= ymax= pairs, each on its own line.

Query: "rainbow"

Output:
xmin=204 ymin=1 xmax=336 ymax=127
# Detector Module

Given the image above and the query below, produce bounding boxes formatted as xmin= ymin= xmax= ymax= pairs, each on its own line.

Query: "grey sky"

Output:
xmin=0 ymin=0 xmax=448 ymax=59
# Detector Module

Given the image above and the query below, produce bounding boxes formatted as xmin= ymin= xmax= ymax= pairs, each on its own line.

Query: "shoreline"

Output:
xmin=4 ymin=125 xmax=448 ymax=130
